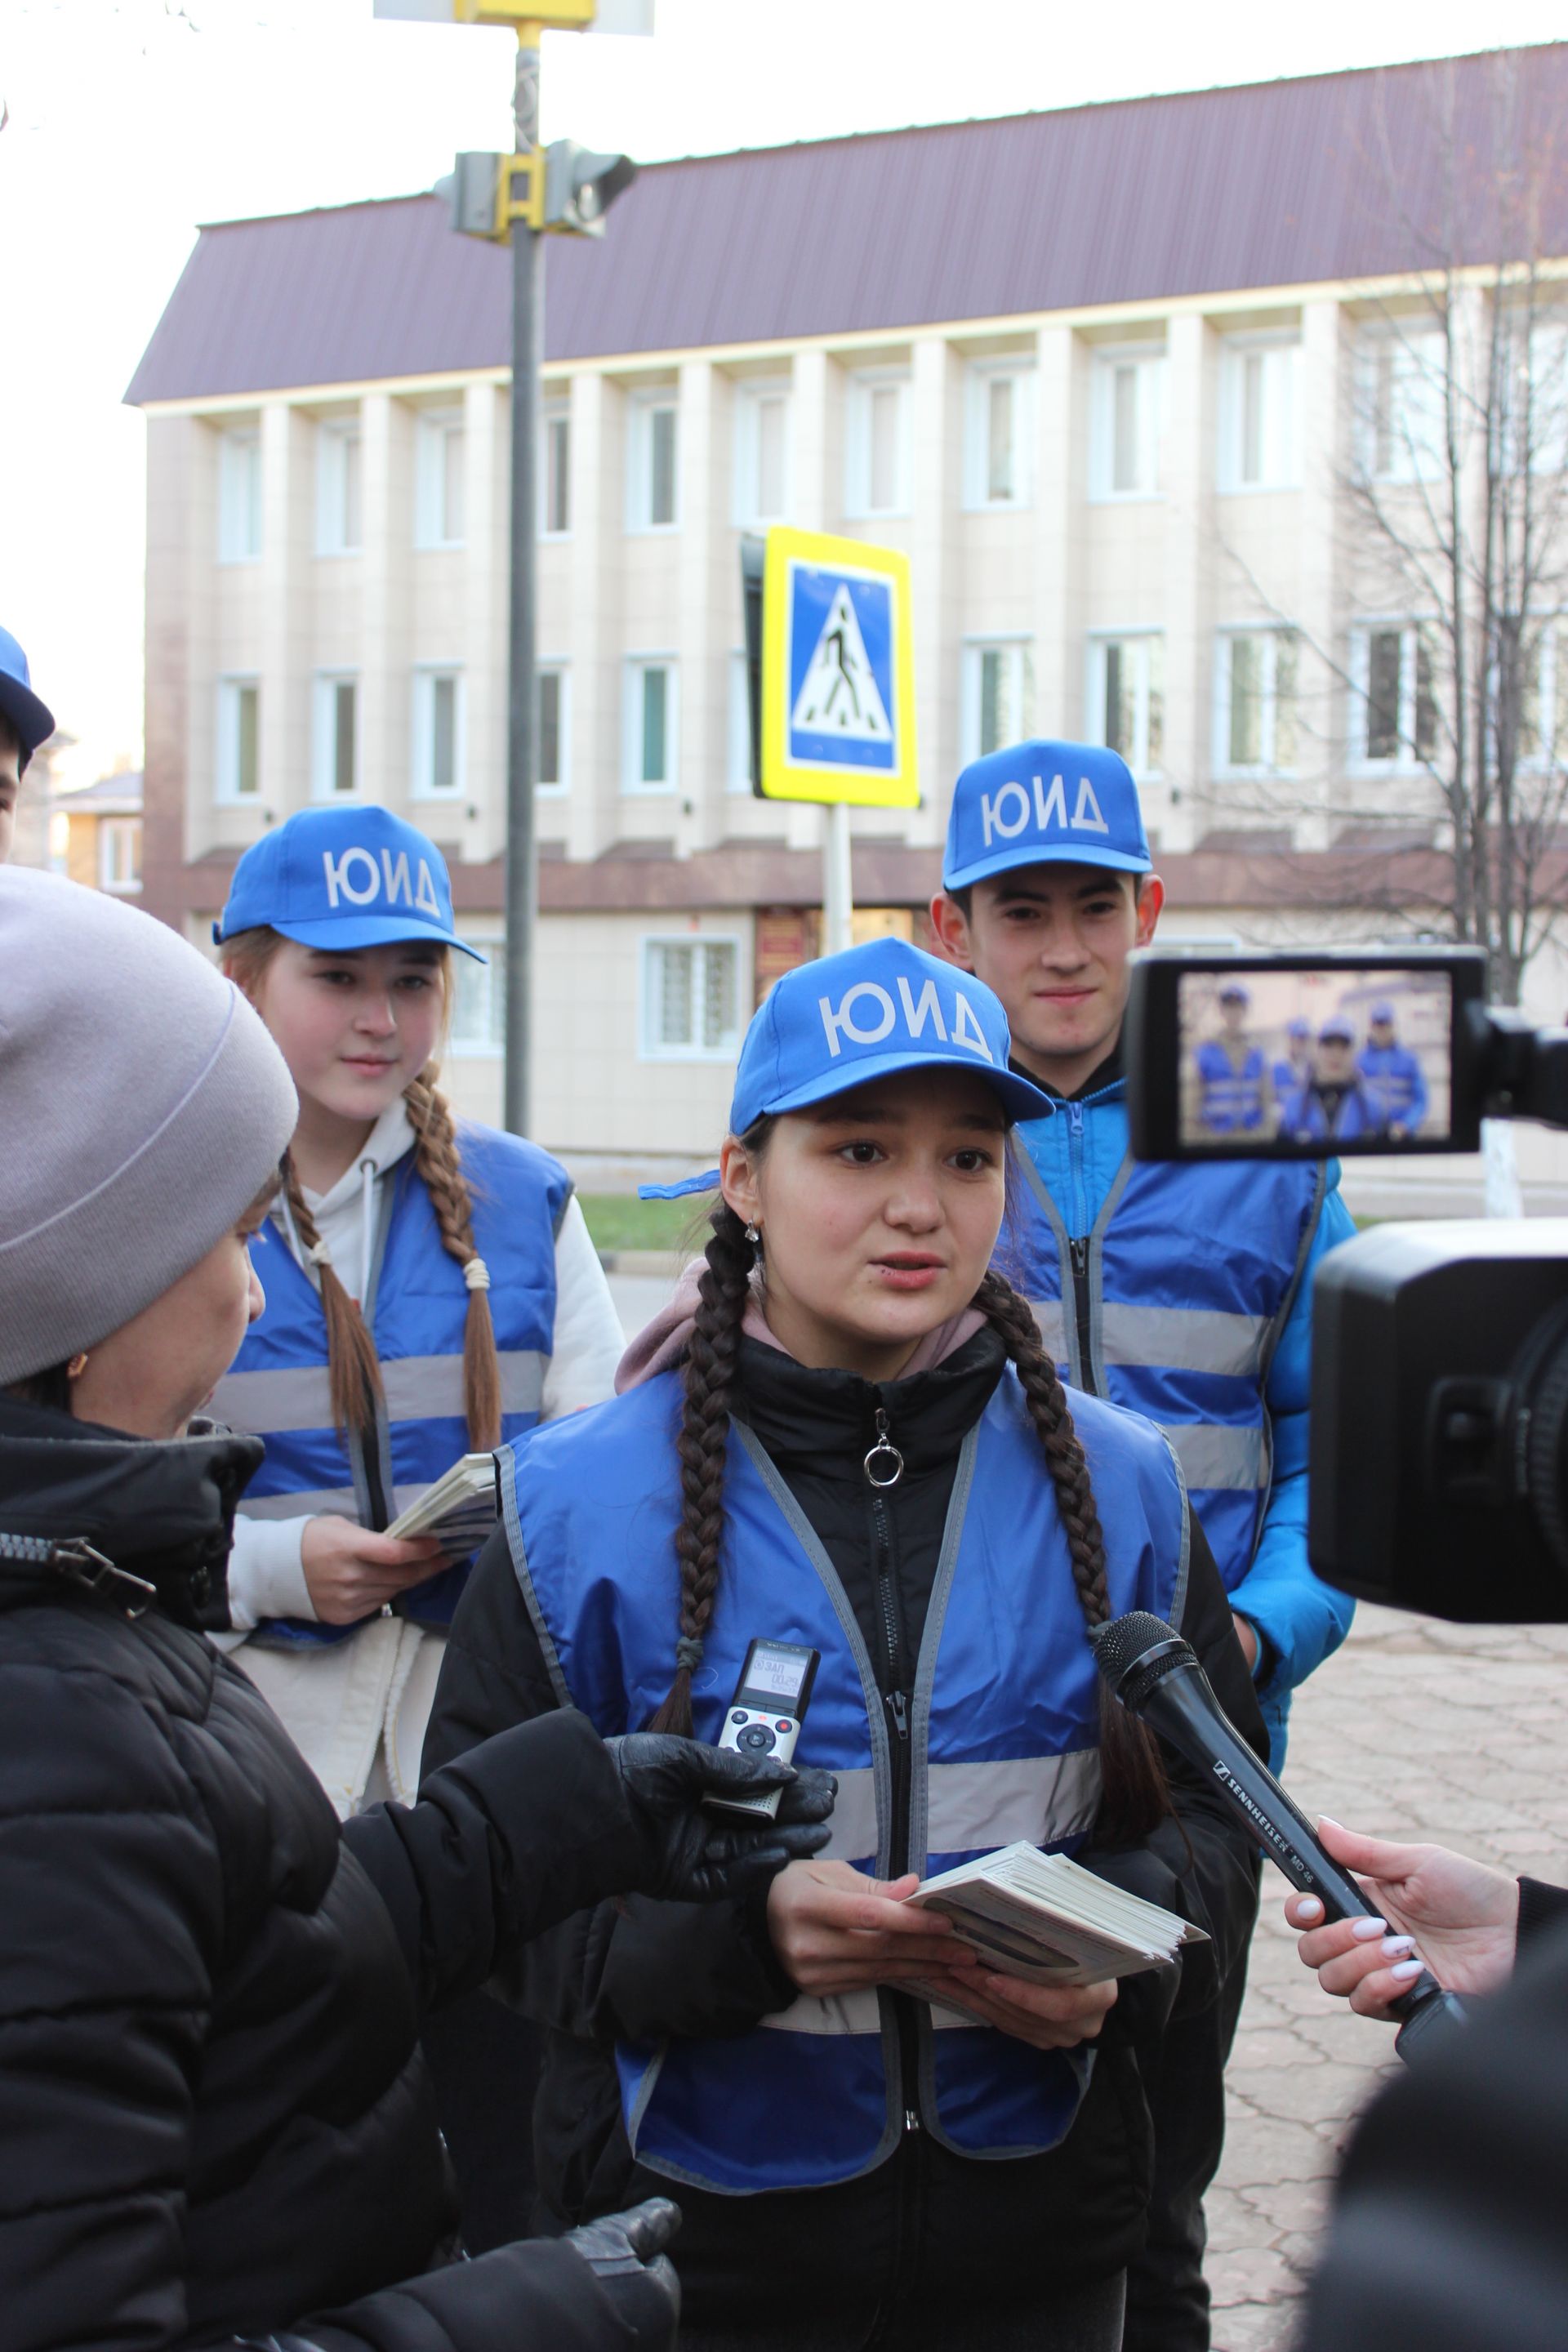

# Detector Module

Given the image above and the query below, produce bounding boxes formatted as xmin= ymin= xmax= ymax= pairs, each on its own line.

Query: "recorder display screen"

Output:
xmin=740 ymin=1642 xmax=812 ymax=1705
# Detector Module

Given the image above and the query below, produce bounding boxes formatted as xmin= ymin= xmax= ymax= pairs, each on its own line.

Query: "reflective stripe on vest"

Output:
xmin=501 ymin=1367 xmax=1189 ymax=2194
xmin=216 ymin=1123 xmax=568 ymax=1642
xmin=1013 ymin=1143 xmax=1323 ymax=1588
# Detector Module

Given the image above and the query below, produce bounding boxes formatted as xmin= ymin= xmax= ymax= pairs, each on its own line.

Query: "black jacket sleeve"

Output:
xmin=423 ymin=1526 xmax=795 ymax=2044
xmin=1080 ymin=1517 xmax=1267 ymax=2024
xmin=1517 ymin=1876 xmax=1568 ymax=1950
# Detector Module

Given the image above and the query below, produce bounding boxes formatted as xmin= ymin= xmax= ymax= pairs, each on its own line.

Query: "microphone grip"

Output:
xmin=1135 ymin=1665 xmax=1463 ymax=2050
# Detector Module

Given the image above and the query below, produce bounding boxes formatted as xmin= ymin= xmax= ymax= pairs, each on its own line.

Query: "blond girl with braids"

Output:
xmin=208 ymin=807 xmax=622 ymax=1817
xmin=425 ymin=938 xmax=1265 ymax=2352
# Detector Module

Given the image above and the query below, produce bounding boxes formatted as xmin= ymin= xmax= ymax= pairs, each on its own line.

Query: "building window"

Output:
xmin=316 ymin=421 xmax=363 ymax=555
xmin=733 ymin=381 xmax=791 ymax=527
xmin=844 ymin=373 xmax=911 ymax=518
xmin=1089 ymin=348 xmax=1166 ymax=500
xmin=217 ymin=428 xmax=261 ymax=563
xmin=1218 ymin=338 xmax=1301 ymax=492
xmin=624 ymin=658 xmax=678 ymax=791
xmin=415 ymin=408 xmax=465 ymax=547
xmin=728 ymin=648 xmax=755 ymax=793
xmin=450 ymin=933 xmax=504 ymax=1056
xmin=412 ymin=667 xmax=464 ymax=798
xmin=542 ymin=407 xmax=571 ymax=536
xmin=964 ymin=363 xmax=1033 ymax=509
xmin=313 ymin=673 xmax=359 ymax=797
xmin=216 ymin=677 xmax=261 ymax=801
xmin=537 ymin=665 xmax=568 ymax=793
xmin=641 ymin=936 xmax=742 ymax=1061
xmin=1351 ymin=623 xmax=1440 ymax=768
xmin=98 ymin=817 xmax=141 ymax=896
xmin=1088 ymin=635 xmax=1164 ymax=777
xmin=960 ymin=639 xmax=1036 ymax=764
xmin=628 ymin=394 xmax=679 ymax=531
xmin=1356 ymin=328 xmax=1446 ymax=484
xmin=1217 ymin=630 xmax=1299 ymax=773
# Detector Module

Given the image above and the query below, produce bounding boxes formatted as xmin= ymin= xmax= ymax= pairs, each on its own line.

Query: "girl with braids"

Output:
xmin=207 ymin=806 xmax=623 ymax=1816
xmin=425 ymin=938 xmax=1264 ymax=2352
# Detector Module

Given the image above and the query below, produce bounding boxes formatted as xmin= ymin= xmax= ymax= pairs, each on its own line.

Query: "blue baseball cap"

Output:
xmin=214 ymin=806 xmax=485 ymax=961
xmin=1370 ymin=1001 xmax=1396 ymax=1024
xmin=641 ymin=938 xmax=1054 ymax=1199
xmin=942 ymin=738 xmax=1151 ymax=892
xmin=0 ymin=626 xmax=56 ymax=771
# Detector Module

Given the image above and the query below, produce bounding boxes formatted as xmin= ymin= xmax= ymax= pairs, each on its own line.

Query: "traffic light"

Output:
xmin=542 ymin=140 xmax=638 ymax=236
xmin=434 ymin=152 xmax=505 ymax=238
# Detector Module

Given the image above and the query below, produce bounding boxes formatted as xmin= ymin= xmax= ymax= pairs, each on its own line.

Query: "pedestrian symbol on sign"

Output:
xmin=791 ymin=584 xmax=892 ymax=746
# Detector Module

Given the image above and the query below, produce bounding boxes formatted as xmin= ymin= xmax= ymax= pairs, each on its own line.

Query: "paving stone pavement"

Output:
xmin=1205 ymin=1604 xmax=1568 ymax=2352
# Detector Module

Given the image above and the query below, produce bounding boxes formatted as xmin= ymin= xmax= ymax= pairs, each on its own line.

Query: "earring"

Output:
xmin=744 ymin=1222 xmax=760 ymax=1246
xmin=66 ymin=1353 xmax=89 ymax=1380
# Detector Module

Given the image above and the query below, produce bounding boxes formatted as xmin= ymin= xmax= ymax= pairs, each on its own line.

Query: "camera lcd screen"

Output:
xmin=738 ymin=1642 xmax=814 ymax=1709
xmin=1175 ymin=967 xmax=1454 ymax=1152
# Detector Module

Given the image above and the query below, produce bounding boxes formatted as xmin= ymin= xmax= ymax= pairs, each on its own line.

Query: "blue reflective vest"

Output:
xmin=1008 ymin=1105 xmax=1325 ymax=1602
xmin=1193 ymin=1040 xmax=1267 ymax=1132
xmin=1356 ymin=1043 xmax=1428 ymax=1132
xmin=500 ymin=1365 xmax=1189 ymax=2195
xmin=1279 ymin=1082 xmax=1380 ymax=1143
xmin=215 ymin=1124 xmax=570 ymax=1645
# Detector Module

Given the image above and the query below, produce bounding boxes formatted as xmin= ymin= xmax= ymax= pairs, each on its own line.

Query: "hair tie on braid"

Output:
xmin=306 ymin=1240 xmax=334 ymax=1268
xmin=463 ymin=1255 xmax=492 ymax=1294
xmin=675 ymin=1636 xmax=706 ymax=1672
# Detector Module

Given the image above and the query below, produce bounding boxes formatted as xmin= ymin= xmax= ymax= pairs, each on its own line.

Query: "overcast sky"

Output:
xmin=2 ymin=0 xmax=1565 ymax=786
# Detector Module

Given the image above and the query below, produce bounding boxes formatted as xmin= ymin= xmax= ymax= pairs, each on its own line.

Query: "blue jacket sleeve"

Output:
xmin=1228 ymin=1172 xmax=1358 ymax=1708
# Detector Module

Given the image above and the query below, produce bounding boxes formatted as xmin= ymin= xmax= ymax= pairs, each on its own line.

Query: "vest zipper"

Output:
xmin=862 ymin=1401 xmax=922 ymax=2151
xmin=1067 ymin=1236 xmax=1099 ymax=1397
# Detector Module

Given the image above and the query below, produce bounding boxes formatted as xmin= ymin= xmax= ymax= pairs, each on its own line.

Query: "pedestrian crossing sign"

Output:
xmin=758 ymin=527 xmax=919 ymax=806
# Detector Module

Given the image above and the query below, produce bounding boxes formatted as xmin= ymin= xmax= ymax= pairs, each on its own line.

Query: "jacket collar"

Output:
xmin=733 ymin=1325 xmax=1008 ymax=1486
xmin=0 ymin=1395 xmax=261 ymax=1624
xmin=1009 ymin=1036 xmax=1125 ymax=1107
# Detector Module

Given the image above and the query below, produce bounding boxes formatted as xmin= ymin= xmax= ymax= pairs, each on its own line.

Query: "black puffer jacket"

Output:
xmin=425 ymin=1330 xmax=1266 ymax=2339
xmin=0 ymin=1394 xmax=660 ymax=2352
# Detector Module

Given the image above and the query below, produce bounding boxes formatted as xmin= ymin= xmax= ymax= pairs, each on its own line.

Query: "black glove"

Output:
xmin=561 ymin=2197 xmax=683 ymax=2352
xmin=604 ymin=1734 xmax=836 ymax=1900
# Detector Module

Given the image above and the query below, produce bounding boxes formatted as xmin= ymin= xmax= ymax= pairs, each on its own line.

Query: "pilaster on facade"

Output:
xmin=257 ymin=402 xmax=312 ymax=840
xmin=568 ymin=370 xmax=617 ymax=865
xmin=675 ymin=357 xmax=723 ymax=861
xmin=461 ymin=378 xmax=506 ymax=865
xmin=360 ymin=391 xmax=406 ymax=827
xmin=907 ymin=332 xmax=964 ymax=850
xmin=1160 ymin=312 xmax=1211 ymax=853
xmin=1033 ymin=323 xmax=1083 ymax=763
xmin=1294 ymin=298 xmax=1347 ymax=852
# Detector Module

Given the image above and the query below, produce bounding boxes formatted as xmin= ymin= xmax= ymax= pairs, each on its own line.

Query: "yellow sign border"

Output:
xmin=759 ymin=526 xmax=920 ymax=808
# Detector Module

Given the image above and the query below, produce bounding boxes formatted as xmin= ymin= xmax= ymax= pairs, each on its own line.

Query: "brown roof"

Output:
xmin=127 ymin=43 xmax=1568 ymax=405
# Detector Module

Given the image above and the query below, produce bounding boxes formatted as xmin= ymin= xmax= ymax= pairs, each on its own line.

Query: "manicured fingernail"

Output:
xmin=1318 ymin=1816 xmax=1344 ymax=1831
xmin=1390 ymin=1958 xmax=1424 ymax=1980
xmin=1381 ymin=1936 xmax=1414 ymax=1958
xmin=1350 ymin=1917 xmax=1388 ymax=1940
xmin=1296 ymin=1897 xmax=1323 ymax=1922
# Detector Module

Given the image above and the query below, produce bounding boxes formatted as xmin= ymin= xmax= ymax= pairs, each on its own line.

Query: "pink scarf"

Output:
xmin=615 ymin=1260 xmax=987 ymax=1393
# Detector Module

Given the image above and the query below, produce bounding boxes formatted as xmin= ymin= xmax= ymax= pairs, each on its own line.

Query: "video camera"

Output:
xmin=1125 ymin=948 xmax=1568 ymax=1628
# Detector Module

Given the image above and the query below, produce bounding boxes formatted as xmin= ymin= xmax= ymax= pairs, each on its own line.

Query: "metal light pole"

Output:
xmin=504 ymin=29 xmax=544 ymax=1138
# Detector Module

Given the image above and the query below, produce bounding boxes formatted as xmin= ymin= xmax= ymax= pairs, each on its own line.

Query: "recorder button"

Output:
xmin=731 ymin=1710 xmax=748 ymax=1725
xmin=738 ymin=1723 xmax=777 ymax=1753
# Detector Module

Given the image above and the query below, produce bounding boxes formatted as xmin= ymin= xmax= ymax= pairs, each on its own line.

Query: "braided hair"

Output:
xmin=648 ymin=1175 xmax=1171 ymax=1842
xmin=221 ymin=929 xmax=503 ymax=1454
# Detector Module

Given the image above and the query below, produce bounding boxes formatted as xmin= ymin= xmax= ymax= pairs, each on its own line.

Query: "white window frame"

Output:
xmin=541 ymin=403 xmax=572 ymax=538
xmin=97 ymin=817 xmax=141 ymax=897
xmin=1348 ymin=619 xmax=1441 ymax=773
xmin=411 ymin=665 xmax=466 ymax=800
xmin=963 ymin=361 xmax=1035 ymax=510
xmin=639 ymin=933 xmax=745 ymax=1063
xmin=536 ymin=662 xmax=570 ymax=795
xmin=217 ymin=427 xmax=261 ymax=564
xmin=1088 ymin=345 xmax=1167 ymax=501
xmin=1355 ymin=326 xmax=1448 ymax=486
xmin=414 ymin=408 xmax=466 ymax=549
xmin=844 ymin=370 xmax=912 ymax=519
xmin=216 ymin=675 xmax=261 ymax=804
xmin=733 ymin=379 xmax=792 ymax=528
xmin=312 ymin=670 xmax=361 ymax=799
xmin=315 ymin=419 xmax=363 ymax=555
xmin=960 ymin=637 xmax=1036 ymax=765
xmin=626 ymin=391 xmax=679 ymax=533
xmin=622 ymin=656 xmax=679 ymax=793
xmin=1214 ymin=629 xmax=1301 ymax=777
xmin=449 ymin=927 xmax=505 ymax=1058
xmin=727 ymin=649 xmax=755 ymax=794
xmin=1085 ymin=632 xmax=1165 ymax=779
xmin=1218 ymin=335 xmax=1301 ymax=494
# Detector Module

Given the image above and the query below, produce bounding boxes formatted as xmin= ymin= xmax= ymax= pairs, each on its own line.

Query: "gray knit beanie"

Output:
xmin=0 ymin=869 xmax=299 ymax=1386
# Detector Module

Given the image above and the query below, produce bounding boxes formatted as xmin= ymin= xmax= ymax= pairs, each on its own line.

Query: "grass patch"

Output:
xmin=577 ymin=1192 xmax=697 ymax=1254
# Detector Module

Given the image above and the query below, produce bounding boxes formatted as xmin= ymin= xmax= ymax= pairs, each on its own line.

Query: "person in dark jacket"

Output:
xmin=0 ymin=869 xmax=835 ymax=2352
xmin=425 ymin=938 xmax=1267 ymax=2352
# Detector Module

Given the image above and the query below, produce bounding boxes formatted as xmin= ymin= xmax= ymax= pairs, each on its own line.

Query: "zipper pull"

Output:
xmin=1068 ymin=1101 xmax=1085 ymax=1137
xmin=886 ymin=1688 xmax=910 ymax=1740
xmin=905 ymin=2107 xmax=922 ymax=2134
xmin=863 ymin=1406 xmax=906 ymax=1490
xmin=1070 ymin=1237 xmax=1089 ymax=1279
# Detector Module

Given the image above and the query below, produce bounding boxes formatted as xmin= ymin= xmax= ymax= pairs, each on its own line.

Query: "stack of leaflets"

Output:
xmin=384 ymin=1452 xmax=501 ymax=1559
xmin=895 ymin=1841 xmax=1205 ymax=2014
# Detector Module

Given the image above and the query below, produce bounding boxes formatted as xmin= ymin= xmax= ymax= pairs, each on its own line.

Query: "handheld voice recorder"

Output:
xmin=704 ymin=1639 xmax=821 ymax=1820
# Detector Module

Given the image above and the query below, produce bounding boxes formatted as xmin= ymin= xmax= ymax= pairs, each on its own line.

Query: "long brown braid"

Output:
xmin=648 ymin=1192 xmax=1172 ymax=1841
xmin=221 ymin=927 xmax=501 ymax=1454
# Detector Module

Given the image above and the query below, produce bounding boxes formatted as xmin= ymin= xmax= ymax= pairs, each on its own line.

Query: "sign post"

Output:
xmin=748 ymin=525 xmax=920 ymax=954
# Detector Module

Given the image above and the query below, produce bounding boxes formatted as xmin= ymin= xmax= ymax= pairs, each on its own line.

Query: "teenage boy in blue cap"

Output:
xmin=0 ymin=627 xmax=56 ymax=864
xmin=930 ymin=740 xmax=1356 ymax=2352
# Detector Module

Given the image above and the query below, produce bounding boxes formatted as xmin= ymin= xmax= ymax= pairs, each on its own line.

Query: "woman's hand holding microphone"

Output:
xmin=1285 ymin=1816 xmax=1521 ymax=2016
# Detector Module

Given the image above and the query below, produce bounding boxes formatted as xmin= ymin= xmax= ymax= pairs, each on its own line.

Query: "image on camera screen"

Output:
xmin=1175 ymin=968 xmax=1453 ymax=1150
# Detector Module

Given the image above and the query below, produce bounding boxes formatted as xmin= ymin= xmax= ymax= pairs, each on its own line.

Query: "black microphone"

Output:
xmin=1091 ymin=1610 xmax=1465 ymax=2063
